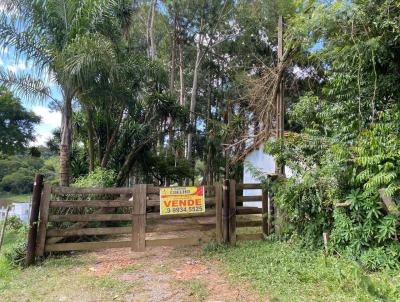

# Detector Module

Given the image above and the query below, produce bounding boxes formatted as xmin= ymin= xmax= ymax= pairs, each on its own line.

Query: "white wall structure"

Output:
xmin=243 ymin=147 xmax=293 ymax=208
xmin=0 ymin=202 xmax=31 ymax=223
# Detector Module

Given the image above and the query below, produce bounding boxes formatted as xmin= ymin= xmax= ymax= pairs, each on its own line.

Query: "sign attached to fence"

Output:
xmin=160 ymin=186 xmax=205 ymax=215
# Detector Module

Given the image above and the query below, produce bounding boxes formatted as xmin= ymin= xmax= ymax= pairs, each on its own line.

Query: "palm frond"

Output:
xmin=0 ymin=0 xmax=34 ymax=21
xmin=64 ymin=33 xmax=118 ymax=86
xmin=70 ymin=0 xmax=118 ymax=33
xmin=0 ymin=68 xmax=56 ymax=103
xmin=0 ymin=15 xmax=51 ymax=69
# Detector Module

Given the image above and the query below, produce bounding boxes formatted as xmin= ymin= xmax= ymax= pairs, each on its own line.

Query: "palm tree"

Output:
xmin=0 ymin=0 xmax=115 ymax=186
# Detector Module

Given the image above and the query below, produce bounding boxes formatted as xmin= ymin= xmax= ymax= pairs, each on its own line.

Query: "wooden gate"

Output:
xmin=34 ymin=184 xmax=222 ymax=255
xmin=28 ymin=181 xmax=272 ymax=263
xmin=231 ymin=181 xmax=271 ymax=244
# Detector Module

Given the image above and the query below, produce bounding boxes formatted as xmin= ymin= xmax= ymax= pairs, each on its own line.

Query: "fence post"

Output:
xmin=222 ymin=180 xmax=230 ymax=244
xmin=0 ymin=206 xmax=10 ymax=252
xmin=229 ymin=180 xmax=237 ymax=245
xmin=132 ymin=184 xmax=146 ymax=252
xmin=261 ymin=186 xmax=268 ymax=236
xmin=215 ymin=183 xmax=223 ymax=244
xmin=36 ymin=183 xmax=51 ymax=257
xmin=25 ymin=174 xmax=44 ymax=266
xmin=267 ymin=191 xmax=274 ymax=235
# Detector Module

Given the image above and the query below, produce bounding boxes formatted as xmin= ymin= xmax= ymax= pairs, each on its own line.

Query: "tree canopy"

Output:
xmin=0 ymin=86 xmax=40 ymax=154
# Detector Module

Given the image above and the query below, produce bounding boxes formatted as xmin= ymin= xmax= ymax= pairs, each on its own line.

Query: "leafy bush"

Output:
xmin=50 ymin=168 xmax=118 ymax=234
xmin=3 ymin=241 xmax=27 ymax=267
xmin=359 ymin=247 xmax=399 ymax=271
xmin=1 ymin=219 xmax=28 ymax=267
xmin=5 ymin=216 xmax=24 ymax=231
xmin=73 ymin=167 xmax=116 ymax=188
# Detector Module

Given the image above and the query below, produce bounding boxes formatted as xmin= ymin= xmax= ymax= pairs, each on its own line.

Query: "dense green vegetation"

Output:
xmin=259 ymin=0 xmax=400 ymax=270
xmin=0 ymin=86 xmax=58 ymax=196
xmin=0 ymin=86 xmax=40 ymax=155
xmin=0 ymin=151 xmax=58 ymax=195
xmin=205 ymin=241 xmax=400 ymax=302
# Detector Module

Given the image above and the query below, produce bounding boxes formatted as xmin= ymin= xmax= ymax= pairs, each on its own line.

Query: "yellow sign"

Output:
xmin=160 ymin=186 xmax=205 ymax=215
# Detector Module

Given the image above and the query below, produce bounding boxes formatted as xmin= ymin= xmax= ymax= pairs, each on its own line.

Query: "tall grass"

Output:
xmin=204 ymin=240 xmax=400 ymax=302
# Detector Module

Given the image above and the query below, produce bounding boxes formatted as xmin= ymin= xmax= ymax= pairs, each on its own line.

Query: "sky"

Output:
xmin=1 ymin=47 xmax=62 ymax=147
xmin=0 ymin=3 xmax=61 ymax=147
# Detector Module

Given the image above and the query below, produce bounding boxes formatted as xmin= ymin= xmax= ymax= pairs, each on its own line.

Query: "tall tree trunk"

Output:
xmin=116 ymin=139 xmax=151 ymax=186
xmin=147 ymin=0 xmax=157 ymax=60
xmin=170 ymin=13 xmax=177 ymax=93
xmin=167 ymin=11 xmax=177 ymax=187
xmin=179 ymin=42 xmax=185 ymax=106
xmin=186 ymin=18 xmax=204 ymax=177
xmin=86 ymin=105 xmax=95 ymax=172
xmin=176 ymin=39 xmax=185 ymax=166
xmin=224 ymin=100 xmax=231 ymax=180
xmin=101 ymin=109 xmax=124 ymax=168
xmin=205 ymin=73 xmax=213 ymax=185
xmin=60 ymin=94 xmax=73 ymax=186
xmin=186 ymin=39 xmax=202 ymax=165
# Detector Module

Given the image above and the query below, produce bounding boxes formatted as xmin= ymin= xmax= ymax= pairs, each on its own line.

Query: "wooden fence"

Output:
xmin=26 ymin=179 xmax=273 ymax=265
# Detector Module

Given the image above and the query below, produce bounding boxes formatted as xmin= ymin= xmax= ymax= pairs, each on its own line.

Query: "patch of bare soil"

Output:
xmin=85 ymin=246 xmax=266 ymax=302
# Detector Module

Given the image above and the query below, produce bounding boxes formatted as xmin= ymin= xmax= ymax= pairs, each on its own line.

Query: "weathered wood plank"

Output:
xmin=236 ymin=183 xmax=262 ymax=190
xmin=146 ymin=223 xmax=215 ymax=233
xmin=223 ymin=180 xmax=230 ymax=243
xmin=49 ymin=200 xmax=132 ymax=208
xmin=48 ymin=214 xmax=132 ymax=222
xmin=147 ymin=186 xmax=160 ymax=194
xmin=229 ymin=180 xmax=237 ymax=245
xmin=236 ymin=233 xmax=264 ymax=241
xmin=236 ymin=207 xmax=262 ymax=215
xmin=262 ymin=189 xmax=268 ymax=235
xmin=46 ymin=208 xmax=113 ymax=245
xmin=36 ymin=184 xmax=52 ymax=257
xmin=45 ymin=240 xmax=131 ymax=252
xmin=237 ymin=195 xmax=263 ymax=202
xmin=51 ymin=187 xmax=133 ymax=195
xmin=47 ymin=227 xmax=131 ymax=237
xmin=147 ymin=200 xmax=160 ymax=207
xmin=215 ymin=183 xmax=223 ymax=244
xmin=132 ymin=184 xmax=146 ymax=252
xmin=236 ymin=220 xmax=262 ymax=228
xmin=268 ymin=193 xmax=273 ymax=235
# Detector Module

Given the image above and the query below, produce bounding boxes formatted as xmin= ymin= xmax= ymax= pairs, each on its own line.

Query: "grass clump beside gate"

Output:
xmin=204 ymin=240 xmax=400 ymax=302
xmin=0 ymin=217 xmax=27 ymax=268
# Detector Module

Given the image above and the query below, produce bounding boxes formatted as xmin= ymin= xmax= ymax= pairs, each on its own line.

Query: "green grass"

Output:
xmin=0 ymin=229 xmax=139 ymax=302
xmin=0 ymin=192 xmax=31 ymax=203
xmin=178 ymin=279 xmax=209 ymax=301
xmin=115 ymin=263 xmax=143 ymax=273
xmin=204 ymin=240 xmax=400 ymax=302
xmin=0 ymin=252 xmax=140 ymax=302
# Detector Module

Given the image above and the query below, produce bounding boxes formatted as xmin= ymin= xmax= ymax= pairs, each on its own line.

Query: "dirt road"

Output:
xmin=84 ymin=246 xmax=263 ymax=302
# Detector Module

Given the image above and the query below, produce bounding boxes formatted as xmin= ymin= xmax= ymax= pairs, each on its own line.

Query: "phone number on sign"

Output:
xmin=165 ymin=206 xmax=203 ymax=213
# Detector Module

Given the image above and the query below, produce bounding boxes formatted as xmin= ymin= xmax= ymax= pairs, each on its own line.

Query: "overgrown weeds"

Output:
xmin=204 ymin=240 xmax=400 ymax=302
